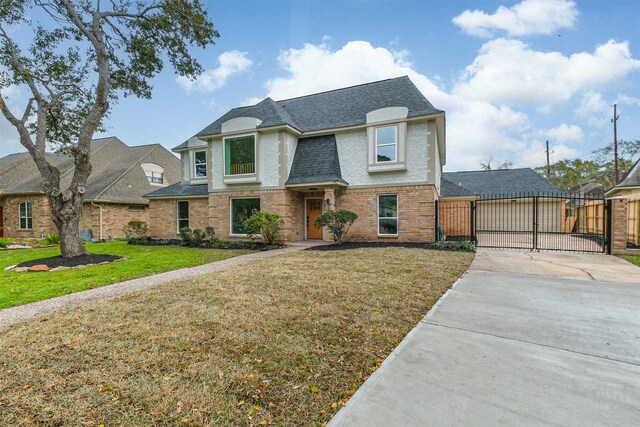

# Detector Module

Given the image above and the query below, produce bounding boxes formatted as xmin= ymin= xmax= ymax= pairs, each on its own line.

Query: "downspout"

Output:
xmin=90 ymin=202 xmax=103 ymax=240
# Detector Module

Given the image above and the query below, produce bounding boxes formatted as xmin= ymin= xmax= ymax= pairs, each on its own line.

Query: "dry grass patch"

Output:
xmin=0 ymin=247 xmax=473 ymax=426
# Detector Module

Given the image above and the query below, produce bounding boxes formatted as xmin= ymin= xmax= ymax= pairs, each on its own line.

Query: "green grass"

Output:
xmin=623 ymin=254 xmax=640 ymax=267
xmin=0 ymin=241 xmax=252 ymax=309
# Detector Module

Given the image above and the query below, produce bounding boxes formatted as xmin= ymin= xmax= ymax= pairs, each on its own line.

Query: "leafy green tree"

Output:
xmin=0 ymin=1 xmax=218 ymax=257
xmin=243 ymin=212 xmax=284 ymax=245
xmin=314 ymin=209 xmax=358 ymax=245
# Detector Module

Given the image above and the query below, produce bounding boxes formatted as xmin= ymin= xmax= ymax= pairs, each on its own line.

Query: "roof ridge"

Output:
xmin=275 ymin=76 xmax=409 ymax=103
xmin=444 ymin=167 xmax=533 ymax=174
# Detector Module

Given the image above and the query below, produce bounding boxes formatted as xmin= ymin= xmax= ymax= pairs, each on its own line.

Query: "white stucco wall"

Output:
xmin=336 ymin=122 xmax=431 ymax=186
xmin=209 ymin=131 xmax=281 ymax=189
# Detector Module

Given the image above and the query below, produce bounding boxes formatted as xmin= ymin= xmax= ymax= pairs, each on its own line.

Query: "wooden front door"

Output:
xmin=0 ymin=207 xmax=3 ymax=237
xmin=306 ymin=199 xmax=323 ymax=239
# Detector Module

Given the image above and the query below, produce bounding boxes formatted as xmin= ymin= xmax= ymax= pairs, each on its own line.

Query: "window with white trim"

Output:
xmin=224 ymin=135 xmax=256 ymax=175
xmin=378 ymin=194 xmax=398 ymax=235
xmin=375 ymin=125 xmax=398 ymax=163
xmin=177 ymin=201 xmax=189 ymax=231
xmin=194 ymin=150 xmax=208 ymax=178
xmin=230 ymin=198 xmax=260 ymax=234
xmin=19 ymin=201 xmax=32 ymax=230
xmin=145 ymin=171 xmax=163 ymax=184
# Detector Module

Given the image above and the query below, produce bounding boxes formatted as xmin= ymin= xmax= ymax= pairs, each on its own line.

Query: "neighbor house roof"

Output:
xmin=285 ymin=134 xmax=348 ymax=186
xmin=440 ymin=178 xmax=476 ymax=198
xmin=174 ymin=76 xmax=442 ymax=150
xmin=441 ymin=168 xmax=565 ymax=198
xmin=0 ymin=137 xmax=181 ymax=205
xmin=617 ymin=157 xmax=640 ymax=188
xmin=145 ymin=183 xmax=209 ymax=198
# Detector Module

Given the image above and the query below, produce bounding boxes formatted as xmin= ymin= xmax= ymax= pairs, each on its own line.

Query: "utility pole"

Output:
xmin=612 ymin=103 xmax=620 ymax=183
xmin=545 ymin=140 xmax=550 ymax=177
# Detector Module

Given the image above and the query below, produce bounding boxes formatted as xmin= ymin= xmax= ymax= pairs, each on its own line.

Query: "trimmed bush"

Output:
xmin=242 ymin=211 xmax=284 ymax=245
xmin=314 ymin=209 xmax=358 ymax=245
xmin=0 ymin=238 xmax=11 ymax=248
xmin=123 ymin=221 xmax=150 ymax=243
xmin=44 ymin=234 xmax=60 ymax=245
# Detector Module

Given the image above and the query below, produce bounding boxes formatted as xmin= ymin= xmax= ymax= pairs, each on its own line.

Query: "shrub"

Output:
xmin=314 ymin=209 xmax=358 ymax=245
xmin=44 ymin=234 xmax=60 ymax=245
xmin=205 ymin=226 xmax=216 ymax=240
xmin=242 ymin=212 xmax=284 ymax=245
xmin=179 ymin=227 xmax=193 ymax=246
xmin=192 ymin=229 xmax=206 ymax=247
xmin=123 ymin=221 xmax=150 ymax=243
xmin=0 ymin=238 xmax=11 ymax=248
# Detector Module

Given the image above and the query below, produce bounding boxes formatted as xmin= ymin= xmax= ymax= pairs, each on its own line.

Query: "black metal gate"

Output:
xmin=437 ymin=193 xmax=610 ymax=253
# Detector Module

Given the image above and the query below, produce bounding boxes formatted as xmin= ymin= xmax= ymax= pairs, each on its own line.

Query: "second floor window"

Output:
xmin=194 ymin=150 xmax=207 ymax=178
xmin=225 ymin=135 xmax=255 ymax=175
xmin=19 ymin=201 xmax=32 ymax=229
xmin=146 ymin=171 xmax=163 ymax=184
xmin=375 ymin=125 xmax=398 ymax=163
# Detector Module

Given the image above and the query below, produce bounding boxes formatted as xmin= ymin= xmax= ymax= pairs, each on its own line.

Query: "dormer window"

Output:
xmin=375 ymin=125 xmax=398 ymax=163
xmin=224 ymin=135 xmax=256 ymax=176
xmin=194 ymin=150 xmax=207 ymax=178
xmin=141 ymin=163 xmax=166 ymax=186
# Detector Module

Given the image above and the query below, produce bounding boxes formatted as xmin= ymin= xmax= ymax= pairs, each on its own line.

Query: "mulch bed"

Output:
xmin=17 ymin=254 xmax=123 ymax=268
xmin=306 ymin=241 xmax=475 ymax=252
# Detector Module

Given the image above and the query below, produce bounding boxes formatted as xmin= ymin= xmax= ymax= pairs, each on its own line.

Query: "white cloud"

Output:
xmin=576 ymin=91 xmax=610 ymax=128
xmin=177 ymin=50 xmax=252 ymax=92
xmin=545 ymin=124 xmax=583 ymax=143
xmin=454 ymin=39 xmax=640 ymax=109
xmin=452 ymin=0 xmax=578 ymax=37
xmin=514 ymin=140 xmax=579 ymax=167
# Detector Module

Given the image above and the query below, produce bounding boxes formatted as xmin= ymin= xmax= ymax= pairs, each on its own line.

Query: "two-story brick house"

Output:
xmin=146 ymin=76 xmax=446 ymax=242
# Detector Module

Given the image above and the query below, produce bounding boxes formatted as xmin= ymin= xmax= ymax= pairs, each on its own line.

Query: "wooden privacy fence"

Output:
xmin=628 ymin=199 xmax=640 ymax=248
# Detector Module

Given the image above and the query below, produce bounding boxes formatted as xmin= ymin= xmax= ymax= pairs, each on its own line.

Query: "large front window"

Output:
xmin=19 ymin=201 xmax=32 ymax=230
xmin=231 ymin=198 xmax=260 ymax=235
xmin=194 ymin=150 xmax=207 ymax=178
xmin=225 ymin=135 xmax=256 ymax=175
xmin=375 ymin=125 xmax=398 ymax=163
xmin=378 ymin=194 xmax=398 ymax=235
xmin=177 ymin=201 xmax=189 ymax=231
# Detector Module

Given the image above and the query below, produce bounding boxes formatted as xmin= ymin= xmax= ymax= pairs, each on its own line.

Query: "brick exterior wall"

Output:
xmin=0 ymin=195 xmax=56 ymax=238
xmin=148 ymin=197 xmax=209 ymax=238
xmin=438 ymin=199 xmax=473 ymax=239
xmin=610 ymin=198 xmax=628 ymax=254
xmin=147 ymin=184 xmax=438 ymax=242
xmin=334 ymin=184 xmax=438 ymax=242
xmin=0 ymin=195 xmax=150 ymax=239
xmin=80 ymin=203 xmax=149 ymax=239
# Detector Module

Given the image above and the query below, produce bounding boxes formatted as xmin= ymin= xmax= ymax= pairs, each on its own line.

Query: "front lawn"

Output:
xmin=623 ymin=254 xmax=640 ymax=267
xmin=0 ymin=247 xmax=473 ymax=425
xmin=0 ymin=240 xmax=252 ymax=309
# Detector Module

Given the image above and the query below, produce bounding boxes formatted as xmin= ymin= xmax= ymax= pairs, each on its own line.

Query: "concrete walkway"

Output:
xmin=0 ymin=244 xmax=309 ymax=328
xmin=330 ymin=249 xmax=640 ymax=426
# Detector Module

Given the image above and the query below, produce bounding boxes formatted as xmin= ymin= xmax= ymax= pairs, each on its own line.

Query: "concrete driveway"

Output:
xmin=330 ymin=249 xmax=640 ymax=426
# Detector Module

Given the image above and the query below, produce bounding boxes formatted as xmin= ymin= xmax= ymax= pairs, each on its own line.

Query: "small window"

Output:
xmin=378 ymin=194 xmax=398 ymax=235
xmin=177 ymin=201 xmax=189 ymax=231
xmin=146 ymin=171 xmax=163 ymax=184
xmin=194 ymin=150 xmax=207 ymax=178
xmin=19 ymin=201 xmax=32 ymax=229
xmin=129 ymin=205 xmax=146 ymax=212
xmin=231 ymin=198 xmax=260 ymax=235
xmin=225 ymin=135 xmax=256 ymax=175
xmin=375 ymin=125 xmax=398 ymax=163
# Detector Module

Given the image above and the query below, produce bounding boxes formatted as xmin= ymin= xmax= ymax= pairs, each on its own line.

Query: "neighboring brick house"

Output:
xmin=146 ymin=76 xmax=446 ymax=242
xmin=0 ymin=137 xmax=181 ymax=239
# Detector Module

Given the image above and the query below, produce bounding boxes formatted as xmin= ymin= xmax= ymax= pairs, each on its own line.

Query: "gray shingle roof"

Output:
xmin=617 ymin=157 xmax=640 ymax=187
xmin=145 ymin=183 xmax=209 ymax=198
xmin=441 ymin=168 xmax=565 ymax=198
xmin=285 ymin=134 xmax=347 ymax=186
xmin=440 ymin=178 xmax=476 ymax=198
xmin=0 ymin=137 xmax=181 ymax=204
xmin=175 ymin=76 xmax=442 ymax=150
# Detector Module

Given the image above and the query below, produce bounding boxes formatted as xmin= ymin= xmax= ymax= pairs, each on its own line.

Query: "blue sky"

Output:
xmin=1 ymin=0 xmax=639 ymax=171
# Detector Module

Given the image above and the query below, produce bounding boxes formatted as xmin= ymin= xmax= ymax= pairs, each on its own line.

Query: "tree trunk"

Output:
xmin=55 ymin=207 xmax=89 ymax=258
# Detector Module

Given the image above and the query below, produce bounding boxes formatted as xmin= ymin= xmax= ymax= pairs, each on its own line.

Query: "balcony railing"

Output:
xmin=230 ymin=162 xmax=255 ymax=175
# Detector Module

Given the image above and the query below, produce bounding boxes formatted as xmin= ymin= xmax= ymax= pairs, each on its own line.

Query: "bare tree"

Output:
xmin=0 ymin=0 xmax=218 ymax=257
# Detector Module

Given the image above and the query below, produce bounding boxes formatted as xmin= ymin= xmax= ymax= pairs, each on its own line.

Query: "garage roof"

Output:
xmin=441 ymin=168 xmax=565 ymax=198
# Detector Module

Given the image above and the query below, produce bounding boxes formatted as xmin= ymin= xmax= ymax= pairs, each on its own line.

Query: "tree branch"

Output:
xmin=0 ymin=26 xmax=45 ymax=104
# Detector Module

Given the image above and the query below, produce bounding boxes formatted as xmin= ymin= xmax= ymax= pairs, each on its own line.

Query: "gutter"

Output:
xmin=90 ymin=202 xmax=103 ymax=240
